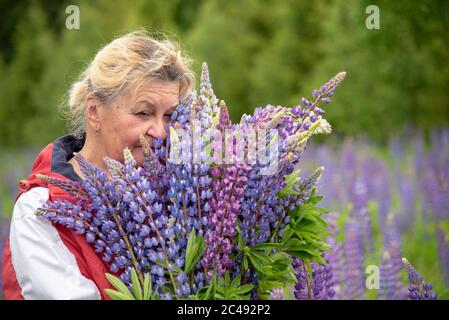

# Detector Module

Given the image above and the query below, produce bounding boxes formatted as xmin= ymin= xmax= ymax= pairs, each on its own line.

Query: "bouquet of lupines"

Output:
xmin=36 ymin=63 xmax=346 ymax=300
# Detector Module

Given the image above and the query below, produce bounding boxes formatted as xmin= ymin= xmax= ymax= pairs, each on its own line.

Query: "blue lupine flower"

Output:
xmin=402 ymin=258 xmax=437 ymax=300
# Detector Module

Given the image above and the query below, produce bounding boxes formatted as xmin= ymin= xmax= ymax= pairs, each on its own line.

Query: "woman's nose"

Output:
xmin=147 ymin=119 xmax=167 ymax=140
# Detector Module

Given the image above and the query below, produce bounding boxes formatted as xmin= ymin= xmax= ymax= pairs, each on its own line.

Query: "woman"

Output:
xmin=1 ymin=31 xmax=195 ymax=299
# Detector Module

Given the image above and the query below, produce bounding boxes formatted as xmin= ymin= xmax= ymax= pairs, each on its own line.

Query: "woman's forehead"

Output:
xmin=131 ymin=79 xmax=180 ymax=100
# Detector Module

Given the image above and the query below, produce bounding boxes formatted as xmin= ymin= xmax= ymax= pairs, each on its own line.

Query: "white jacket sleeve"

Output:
xmin=9 ymin=187 xmax=101 ymax=300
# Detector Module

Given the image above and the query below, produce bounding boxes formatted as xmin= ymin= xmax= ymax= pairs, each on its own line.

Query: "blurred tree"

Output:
xmin=249 ymin=0 xmax=330 ymax=109
xmin=0 ymin=2 xmax=58 ymax=146
xmin=307 ymin=0 xmax=449 ymax=143
xmin=0 ymin=0 xmax=448 ymax=146
xmin=185 ymin=0 xmax=268 ymax=122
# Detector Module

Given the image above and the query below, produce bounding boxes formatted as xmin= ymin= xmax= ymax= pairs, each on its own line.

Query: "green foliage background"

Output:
xmin=0 ymin=0 xmax=448 ymax=147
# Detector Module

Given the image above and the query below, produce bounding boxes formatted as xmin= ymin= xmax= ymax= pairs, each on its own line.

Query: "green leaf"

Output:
xmin=230 ymin=275 xmax=241 ymax=289
xmin=281 ymin=225 xmax=294 ymax=242
xmin=234 ymin=284 xmax=254 ymax=295
xmin=215 ymin=292 xmax=225 ymax=300
xmin=313 ymin=254 xmax=327 ymax=265
xmin=184 ymin=229 xmax=205 ymax=273
xmin=105 ymin=289 xmax=135 ymax=300
xmin=297 ymin=204 xmax=314 ymax=222
xmin=248 ymin=251 xmax=275 ymax=274
xmin=285 ymin=250 xmax=314 ymax=260
xmin=250 ymin=251 xmax=273 ymax=263
xmin=243 ymin=255 xmax=249 ymax=271
xmin=218 ymin=275 xmax=225 ymax=288
xmin=207 ymin=274 xmax=217 ymax=300
xmin=279 ymin=169 xmax=302 ymax=197
xmin=271 ymin=252 xmax=292 ymax=268
xmin=248 ymin=254 xmax=263 ymax=272
xmin=105 ymin=273 xmax=134 ymax=299
xmin=143 ymin=273 xmax=152 ymax=300
xmin=218 ymin=273 xmax=253 ymax=300
xmin=285 ymin=168 xmax=302 ymax=185
xmin=184 ymin=228 xmax=196 ymax=273
xmin=224 ymin=272 xmax=230 ymax=287
xmin=253 ymin=242 xmax=284 ymax=250
xmin=310 ymin=194 xmax=323 ymax=205
xmin=192 ymin=237 xmax=206 ymax=271
xmin=195 ymin=286 xmax=209 ymax=300
xmin=283 ymin=238 xmax=306 ymax=250
xmin=130 ymin=268 xmax=143 ymax=300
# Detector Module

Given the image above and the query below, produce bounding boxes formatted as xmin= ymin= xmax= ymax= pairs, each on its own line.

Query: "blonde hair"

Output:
xmin=64 ymin=30 xmax=196 ymax=139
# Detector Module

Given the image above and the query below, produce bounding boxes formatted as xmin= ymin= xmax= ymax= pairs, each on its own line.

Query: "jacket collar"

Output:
xmin=51 ymin=134 xmax=85 ymax=182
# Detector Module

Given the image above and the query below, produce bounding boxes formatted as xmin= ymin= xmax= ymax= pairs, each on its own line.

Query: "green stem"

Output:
xmin=303 ymin=261 xmax=313 ymax=300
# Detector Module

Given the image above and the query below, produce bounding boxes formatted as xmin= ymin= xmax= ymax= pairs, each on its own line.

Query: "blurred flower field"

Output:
xmin=299 ymin=128 xmax=449 ymax=299
xmin=0 ymin=128 xmax=448 ymax=300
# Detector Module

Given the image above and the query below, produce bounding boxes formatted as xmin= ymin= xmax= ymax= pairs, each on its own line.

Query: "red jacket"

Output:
xmin=2 ymin=135 xmax=113 ymax=299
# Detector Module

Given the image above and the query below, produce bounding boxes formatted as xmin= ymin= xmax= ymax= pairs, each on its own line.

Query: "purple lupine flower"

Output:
xmin=370 ymin=160 xmax=391 ymax=232
xmin=294 ymin=71 xmax=346 ymax=135
xmin=325 ymin=212 xmax=344 ymax=299
xmin=292 ymin=258 xmax=310 ymax=300
xmin=402 ymin=258 xmax=437 ymax=300
xmin=107 ymin=152 xmax=168 ymax=278
xmin=312 ymin=257 xmax=336 ymax=300
xmin=379 ymin=217 xmax=405 ymax=300
xmin=311 ymin=72 xmax=346 ymax=102
xmin=168 ymin=63 xmax=219 ymax=286
xmin=312 ymin=146 xmax=339 ymax=210
xmin=222 ymin=104 xmax=287 ymax=280
xmin=292 ymin=167 xmax=325 ymax=200
xmin=202 ymin=162 xmax=250 ymax=278
xmin=36 ymin=174 xmax=88 ymax=199
xmin=171 ymin=92 xmax=194 ymax=126
xmin=396 ymin=173 xmax=416 ymax=233
xmin=194 ymin=63 xmax=220 ymax=129
xmin=413 ymin=132 xmax=432 ymax=221
xmin=379 ymin=251 xmax=402 ymax=300
xmin=236 ymin=73 xmax=345 ymax=288
xmin=292 ymin=257 xmax=335 ymax=300
xmin=343 ymin=220 xmax=365 ymax=299
xmin=419 ymin=129 xmax=449 ymax=284
xmin=437 ymin=228 xmax=449 ymax=285
xmin=242 ymin=73 xmax=341 ymax=243
xmin=340 ymin=140 xmax=357 ymax=203
xmin=37 ymin=149 xmax=191 ymax=298
xmin=350 ymin=176 xmax=374 ymax=255
xmin=270 ymin=288 xmax=284 ymax=300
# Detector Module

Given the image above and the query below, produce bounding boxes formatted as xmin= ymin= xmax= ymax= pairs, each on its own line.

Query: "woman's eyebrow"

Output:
xmin=135 ymin=100 xmax=177 ymax=113
xmin=134 ymin=100 xmax=156 ymax=110
xmin=167 ymin=105 xmax=178 ymax=112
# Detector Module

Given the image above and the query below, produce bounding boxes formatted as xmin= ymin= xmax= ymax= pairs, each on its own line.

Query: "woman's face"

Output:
xmin=96 ymin=79 xmax=179 ymax=166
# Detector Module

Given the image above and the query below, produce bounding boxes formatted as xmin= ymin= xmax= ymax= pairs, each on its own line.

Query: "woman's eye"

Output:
xmin=136 ymin=112 xmax=150 ymax=117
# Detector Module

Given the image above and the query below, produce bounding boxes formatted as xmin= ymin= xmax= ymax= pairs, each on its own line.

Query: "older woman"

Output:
xmin=1 ymin=31 xmax=195 ymax=299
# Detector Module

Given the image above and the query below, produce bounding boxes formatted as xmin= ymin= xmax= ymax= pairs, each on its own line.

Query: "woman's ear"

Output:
xmin=85 ymin=93 xmax=102 ymax=130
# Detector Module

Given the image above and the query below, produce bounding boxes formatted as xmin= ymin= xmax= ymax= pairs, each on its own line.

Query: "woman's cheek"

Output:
xmin=133 ymin=148 xmax=144 ymax=166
